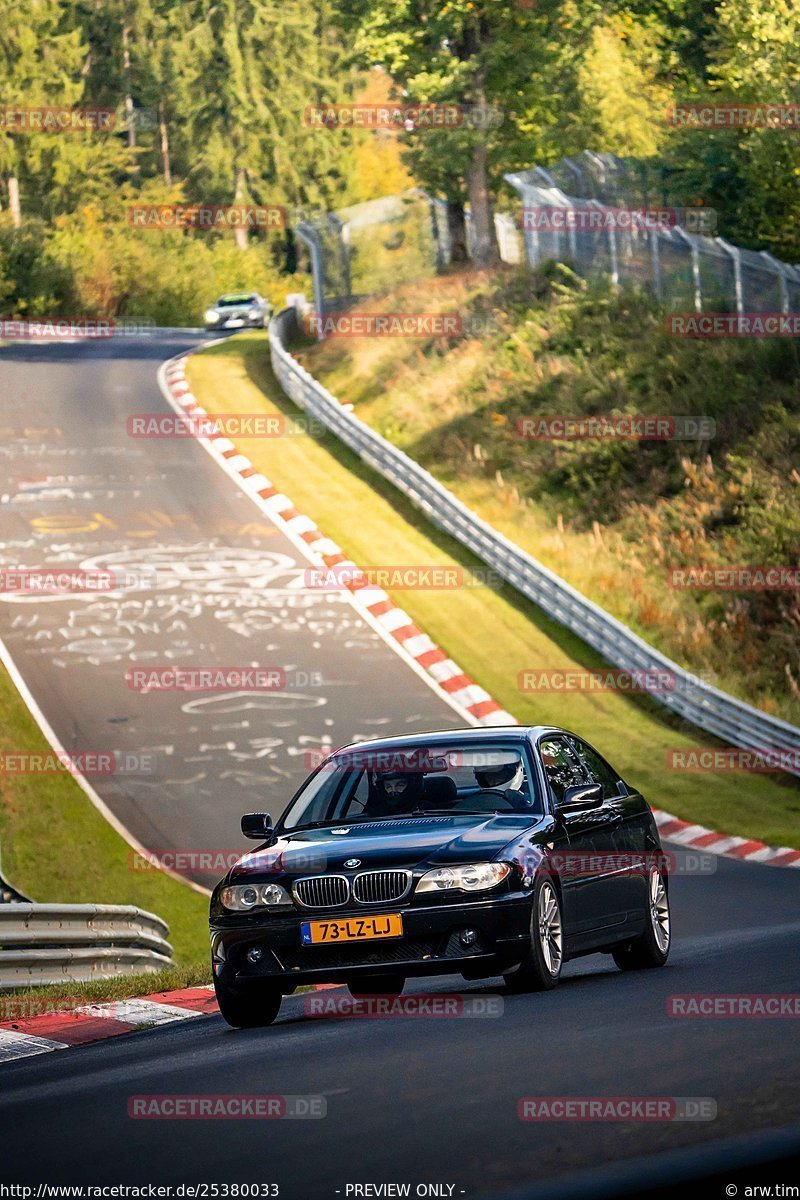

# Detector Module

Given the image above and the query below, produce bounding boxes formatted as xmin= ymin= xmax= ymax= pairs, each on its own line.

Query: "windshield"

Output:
xmin=279 ymin=744 xmax=541 ymax=831
xmin=218 ymin=295 xmax=255 ymax=307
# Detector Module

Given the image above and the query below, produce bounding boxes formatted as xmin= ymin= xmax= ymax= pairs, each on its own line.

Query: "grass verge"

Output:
xmin=299 ymin=268 xmax=800 ymax=726
xmin=0 ymin=662 xmax=210 ymax=971
xmin=186 ymin=332 xmax=800 ymax=848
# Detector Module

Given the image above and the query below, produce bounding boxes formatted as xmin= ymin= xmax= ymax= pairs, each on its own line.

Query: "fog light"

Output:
xmin=246 ymin=946 xmax=263 ymax=964
xmin=460 ymin=928 xmax=478 ymax=948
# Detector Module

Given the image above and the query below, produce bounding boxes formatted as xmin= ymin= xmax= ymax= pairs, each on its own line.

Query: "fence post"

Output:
xmin=590 ymin=200 xmax=618 ymax=284
xmin=427 ymin=195 xmax=451 ymax=271
xmin=547 ymin=185 xmax=577 ymax=263
xmin=562 ymin=156 xmax=585 ymax=196
xmin=584 ymin=150 xmax=607 ymax=200
xmin=336 ymin=217 xmax=352 ymax=305
xmin=650 ymin=229 xmax=663 ymax=300
xmin=521 ymin=185 xmax=539 ymax=267
xmin=608 ymin=225 xmax=619 ymax=286
xmin=295 ymin=222 xmax=326 ymax=339
xmin=673 ymin=227 xmax=702 ymax=312
xmin=759 ymin=251 xmax=790 ymax=313
xmin=716 ymin=237 xmax=744 ymax=314
xmin=530 ymin=174 xmax=560 ymax=263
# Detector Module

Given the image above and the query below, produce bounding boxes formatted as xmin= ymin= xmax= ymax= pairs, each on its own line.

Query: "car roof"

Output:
xmin=331 ymin=726 xmax=565 ymax=754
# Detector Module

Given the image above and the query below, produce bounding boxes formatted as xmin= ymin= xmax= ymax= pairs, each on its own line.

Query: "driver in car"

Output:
xmin=364 ymin=770 xmax=424 ymax=818
xmin=473 ymin=760 xmax=530 ymax=808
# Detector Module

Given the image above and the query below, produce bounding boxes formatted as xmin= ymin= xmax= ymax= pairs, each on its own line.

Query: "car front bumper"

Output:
xmin=210 ymin=892 xmax=533 ymax=988
xmin=205 ymin=314 xmax=263 ymax=329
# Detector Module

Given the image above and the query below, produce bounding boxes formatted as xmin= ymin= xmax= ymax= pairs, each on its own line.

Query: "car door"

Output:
xmin=538 ymin=734 xmax=626 ymax=939
xmin=567 ymin=735 xmax=650 ymax=925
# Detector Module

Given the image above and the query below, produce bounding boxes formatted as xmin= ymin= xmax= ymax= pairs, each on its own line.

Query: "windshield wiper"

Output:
xmin=415 ymin=808 xmax=526 ymax=816
xmin=283 ymin=809 xmax=511 ymax=833
xmin=278 ymin=819 xmax=350 ymax=834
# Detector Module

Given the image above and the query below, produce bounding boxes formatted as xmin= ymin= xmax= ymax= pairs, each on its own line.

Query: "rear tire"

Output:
xmin=504 ymin=875 xmax=563 ymax=993
xmin=347 ymin=974 xmax=405 ymax=998
xmin=613 ymin=866 xmax=670 ymax=971
xmin=213 ymin=975 xmax=282 ymax=1028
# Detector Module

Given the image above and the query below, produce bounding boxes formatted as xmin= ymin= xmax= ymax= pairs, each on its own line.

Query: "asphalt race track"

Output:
xmin=0 ymin=336 xmax=799 ymax=1193
xmin=1 ymin=855 xmax=799 ymax=1193
xmin=0 ymin=335 xmax=462 ymax=887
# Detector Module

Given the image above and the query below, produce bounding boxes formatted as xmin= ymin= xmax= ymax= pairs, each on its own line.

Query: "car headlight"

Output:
xmin=248 ymin=308 xmax=261 ymax=319
xmin=204 ymin=308 xmax=218 ymax=322
xmin=416 ymin=862 xmax=511 ymax=894
xmin=220 ymin=883 xmax=292 ymax=911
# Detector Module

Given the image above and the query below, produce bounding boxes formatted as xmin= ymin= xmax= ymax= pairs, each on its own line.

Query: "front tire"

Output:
xmin=213 ymin=975 xmax=282 ymax=1028
xmin=504 ymin=875 xmax=563 ymax=993
xmin=613 ymin=866 xmax=670 ymax=971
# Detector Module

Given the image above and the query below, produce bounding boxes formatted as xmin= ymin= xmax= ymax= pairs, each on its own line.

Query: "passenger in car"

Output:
xmin=363 ymin=770 xmax=425 ymax=818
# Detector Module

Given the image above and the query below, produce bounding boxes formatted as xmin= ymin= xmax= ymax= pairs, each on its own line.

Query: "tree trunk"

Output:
xmin=447 ymin=200 xmax=469 ymax=263
xmin=7 ymin=175 xmax=21 ymax=228
xmin=233 ymin=166 xmax=248 ymax=250
xmin=122 ymin=24 xmax=136 ymax=149
xmin=159 ymin=99 xmax=171 ymax=186
xmin=466 ymin=138 xmax=499 ymax=266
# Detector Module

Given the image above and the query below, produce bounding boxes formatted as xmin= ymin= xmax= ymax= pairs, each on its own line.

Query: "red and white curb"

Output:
xmin=158 ymin=353 xmax=514 ymax=728
xmin=0 ymin=982 xmax=350 ymax=1063
xmin=652 ymin=810 xmax=800 ymax=868
xmin=0 ymin=986 xmax=219 ymax=1063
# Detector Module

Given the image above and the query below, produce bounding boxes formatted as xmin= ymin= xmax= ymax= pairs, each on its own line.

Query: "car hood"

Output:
xmin=227 ymin=813 xmax=547 ymax=883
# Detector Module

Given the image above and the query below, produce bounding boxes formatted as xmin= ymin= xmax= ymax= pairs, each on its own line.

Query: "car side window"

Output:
xmin=538 ymin=736 xmax=588 ymax=805
xmin=567 ymin=737 xmax=622 ymax=800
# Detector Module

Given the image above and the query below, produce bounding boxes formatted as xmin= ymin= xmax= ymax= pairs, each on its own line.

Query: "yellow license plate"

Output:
xmin=301 ymin=913 xmax=403 ymax=945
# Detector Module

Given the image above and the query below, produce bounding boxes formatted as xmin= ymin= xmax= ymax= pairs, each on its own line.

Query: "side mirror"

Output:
xmin=557 ymin=783 xmax=603 ymax=812
xmin=241 ymin=812 xmax=275 ymax=842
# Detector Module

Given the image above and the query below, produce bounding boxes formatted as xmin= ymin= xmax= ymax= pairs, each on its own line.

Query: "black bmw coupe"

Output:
xmin=209 ymin=726 xmax=671 ymax=1027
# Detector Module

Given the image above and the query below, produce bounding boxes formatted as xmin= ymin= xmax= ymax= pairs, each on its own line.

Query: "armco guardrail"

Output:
xmin=269 ymin=307 xmax=800 ymax=774
xmin=0 ymin=904 xmax=173 ymax=990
